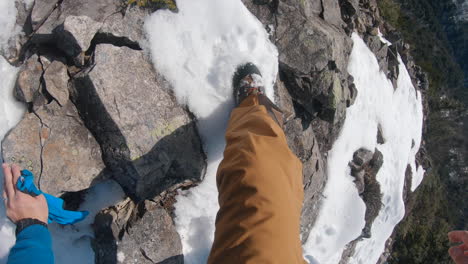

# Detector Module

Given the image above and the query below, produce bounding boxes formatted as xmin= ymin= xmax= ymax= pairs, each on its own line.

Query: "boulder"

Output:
xmin=99 ymin=6 xmax=151 ymax=46
xmin=353 ymin=148 xmax=374 ymax=166
xmin=43 ymin=60 xmax=70 ymax=106
xmin=54 ymin=16 xmax=103 ymax=58
xmin=32 ymin=0 xmax=121 ymax=44
xmin=2 ymin=101 xmax=105 ymax=196
xmin=14 ymin=54 xmax=43 ymax=103
xmin=93 ymin=200 xmax=183 ymax=264
xmin=31 ymin=0 xmax=60 ymax=30
xmin=71 ymin=44 xmax=206 ymax=201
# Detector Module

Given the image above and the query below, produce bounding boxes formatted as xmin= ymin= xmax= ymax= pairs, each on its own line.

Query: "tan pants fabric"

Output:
xmin=208 ymin=95 xmax=306 ymax=264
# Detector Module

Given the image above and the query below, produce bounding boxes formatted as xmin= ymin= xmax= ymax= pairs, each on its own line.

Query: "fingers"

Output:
xmin=449 ymin=245 xmax=468 ymax=263
xmin=2 ymin=164 xmax=15 ymax=199
xmin=449 ymin=231 xmax=468 ymax=243
xmin=11 ymin=164 xmax=21 ymax=188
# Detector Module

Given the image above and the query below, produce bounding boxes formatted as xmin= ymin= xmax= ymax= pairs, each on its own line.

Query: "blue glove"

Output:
xmin=16 ymin=170 xmax=89 ymax=225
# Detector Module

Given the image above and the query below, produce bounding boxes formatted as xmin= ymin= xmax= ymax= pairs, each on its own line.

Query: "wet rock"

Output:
xmin=14 ymin=54 xmax=43 ymax=103
xmin=43 ymin=60 xmax=70 ymax=106
xmin=71 ymin=44 xmax=206 ymax=201
xmin=2 ymin=101 xmax=105 ymax=196
xmin=93 ymin=200 xmax=183 ymax=264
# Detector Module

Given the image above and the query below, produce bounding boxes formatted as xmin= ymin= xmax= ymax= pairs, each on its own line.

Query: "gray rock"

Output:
xmin=32 ymin=0 xmax=121 ymax=44
xmin=244 ymin=0 xmax=354 ymax=153
xmin=377 ymin=124 xmax=385 ymax=144
xmin=2 ymin=101 xmax=105 ymax=196
xmin=14 ymin=54 xmax=43 ymax=103
xmin=71 ymin=44 xmax=206 ymax=200
xmin=353 ymin=148 xmax=374 ymax=166
xmin=99 ymin=6 xmax=150 ymax=46
xmin=322 ymin=0 xmax=344 ymax=27
xmin=369 ymin=148 xmax=384 ymax=174
xmin=31 ymin=0 xmax=60 ymax=30
xmin=43 ymin=60 xmax=70 ymax=106
xmin=55 ymin=16 xmax=103 ymax=57
xmin=93 ymin=200 xmax=183 ymax=264
xmin=278 ymin=78 xmax=327 ymax=243
xmin=277 ymin=15 xmax=350 ymax=74
xmin=353 ymin=170 xmax=365 ymax=194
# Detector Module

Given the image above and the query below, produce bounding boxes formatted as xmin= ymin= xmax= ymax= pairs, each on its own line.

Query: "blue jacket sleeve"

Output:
xmin=7 ymin=225 xmax=54 ymax=264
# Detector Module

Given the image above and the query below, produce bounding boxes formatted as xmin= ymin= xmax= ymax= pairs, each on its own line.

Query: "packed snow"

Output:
xmin=303 ymin=33 xmax=424 ymax=264
xmin=144 ymin=0 xmax=278 ymax=263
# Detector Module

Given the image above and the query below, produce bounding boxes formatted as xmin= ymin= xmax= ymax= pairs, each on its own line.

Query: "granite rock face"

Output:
xmin=71 ymin=44 xmax=206 ymax=201
xmin=243 ymin=0 xmax=355 ymax=243
xmin=14 ymin=54 xmax=43 ymax=103
xmin=2 ymin=101 xmax=105 ymax=196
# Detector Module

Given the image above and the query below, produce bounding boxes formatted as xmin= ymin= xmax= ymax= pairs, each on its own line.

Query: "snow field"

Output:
xmin=144 ymin=0 xmax=278 ymax=263
xmin=303 ymin=33 xmax=424 ymax=264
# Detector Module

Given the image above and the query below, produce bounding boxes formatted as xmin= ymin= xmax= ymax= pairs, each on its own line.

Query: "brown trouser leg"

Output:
xmin=208 ymin=95 xmax=306 ymax=264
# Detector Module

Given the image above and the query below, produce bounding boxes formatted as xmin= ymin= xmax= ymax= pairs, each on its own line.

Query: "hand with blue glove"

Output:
xmin=2 ymin=164 xmax=48 ymax=224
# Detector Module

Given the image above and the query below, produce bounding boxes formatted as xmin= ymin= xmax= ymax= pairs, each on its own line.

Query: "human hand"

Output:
xmin=2 ymin=164 xmax=48 ymax=224
xmin=448 ymin=230 xmax=468 ymax=264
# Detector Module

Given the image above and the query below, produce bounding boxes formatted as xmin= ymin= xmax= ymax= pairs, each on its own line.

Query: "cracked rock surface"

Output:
xmin=2 ymin=101 xmax=105 ymax=196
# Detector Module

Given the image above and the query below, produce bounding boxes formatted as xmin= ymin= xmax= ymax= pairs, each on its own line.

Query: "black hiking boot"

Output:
xmin=232 ymin=63 xmax=288 ymax=128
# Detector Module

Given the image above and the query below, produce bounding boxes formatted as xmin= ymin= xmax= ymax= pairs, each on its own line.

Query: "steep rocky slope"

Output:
xmin=0 ymin=0 xmax=428 ymax=263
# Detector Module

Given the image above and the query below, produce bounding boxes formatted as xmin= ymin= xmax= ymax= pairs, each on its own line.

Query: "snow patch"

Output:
xmin=117 ymin=251 xmax=126 ymax=262
xmin=144 ymin=0 xmax=278 ymax=263
xmin=49 ymin=181 xmax=125 ymax=264
xmin=303 ymin=33 xmax=424 ymax=264
xmin=377 ymin=29 xmax=392 ymax=46
xmin=0 ymin=0 xmax=21 ymax=50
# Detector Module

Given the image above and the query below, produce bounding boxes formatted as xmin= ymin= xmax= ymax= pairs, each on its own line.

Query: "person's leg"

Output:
xmin=208 ymin=93 xmax=305 ymax=264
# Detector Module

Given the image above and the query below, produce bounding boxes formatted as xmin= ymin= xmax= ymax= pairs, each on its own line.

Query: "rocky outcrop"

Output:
xmin=243 ymin=0 xmax=355 ymax=243
xmin=71 ymin=43 xmax=206 ymax=201
xmin=1 ymin=0 xmax=430 ymax=262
